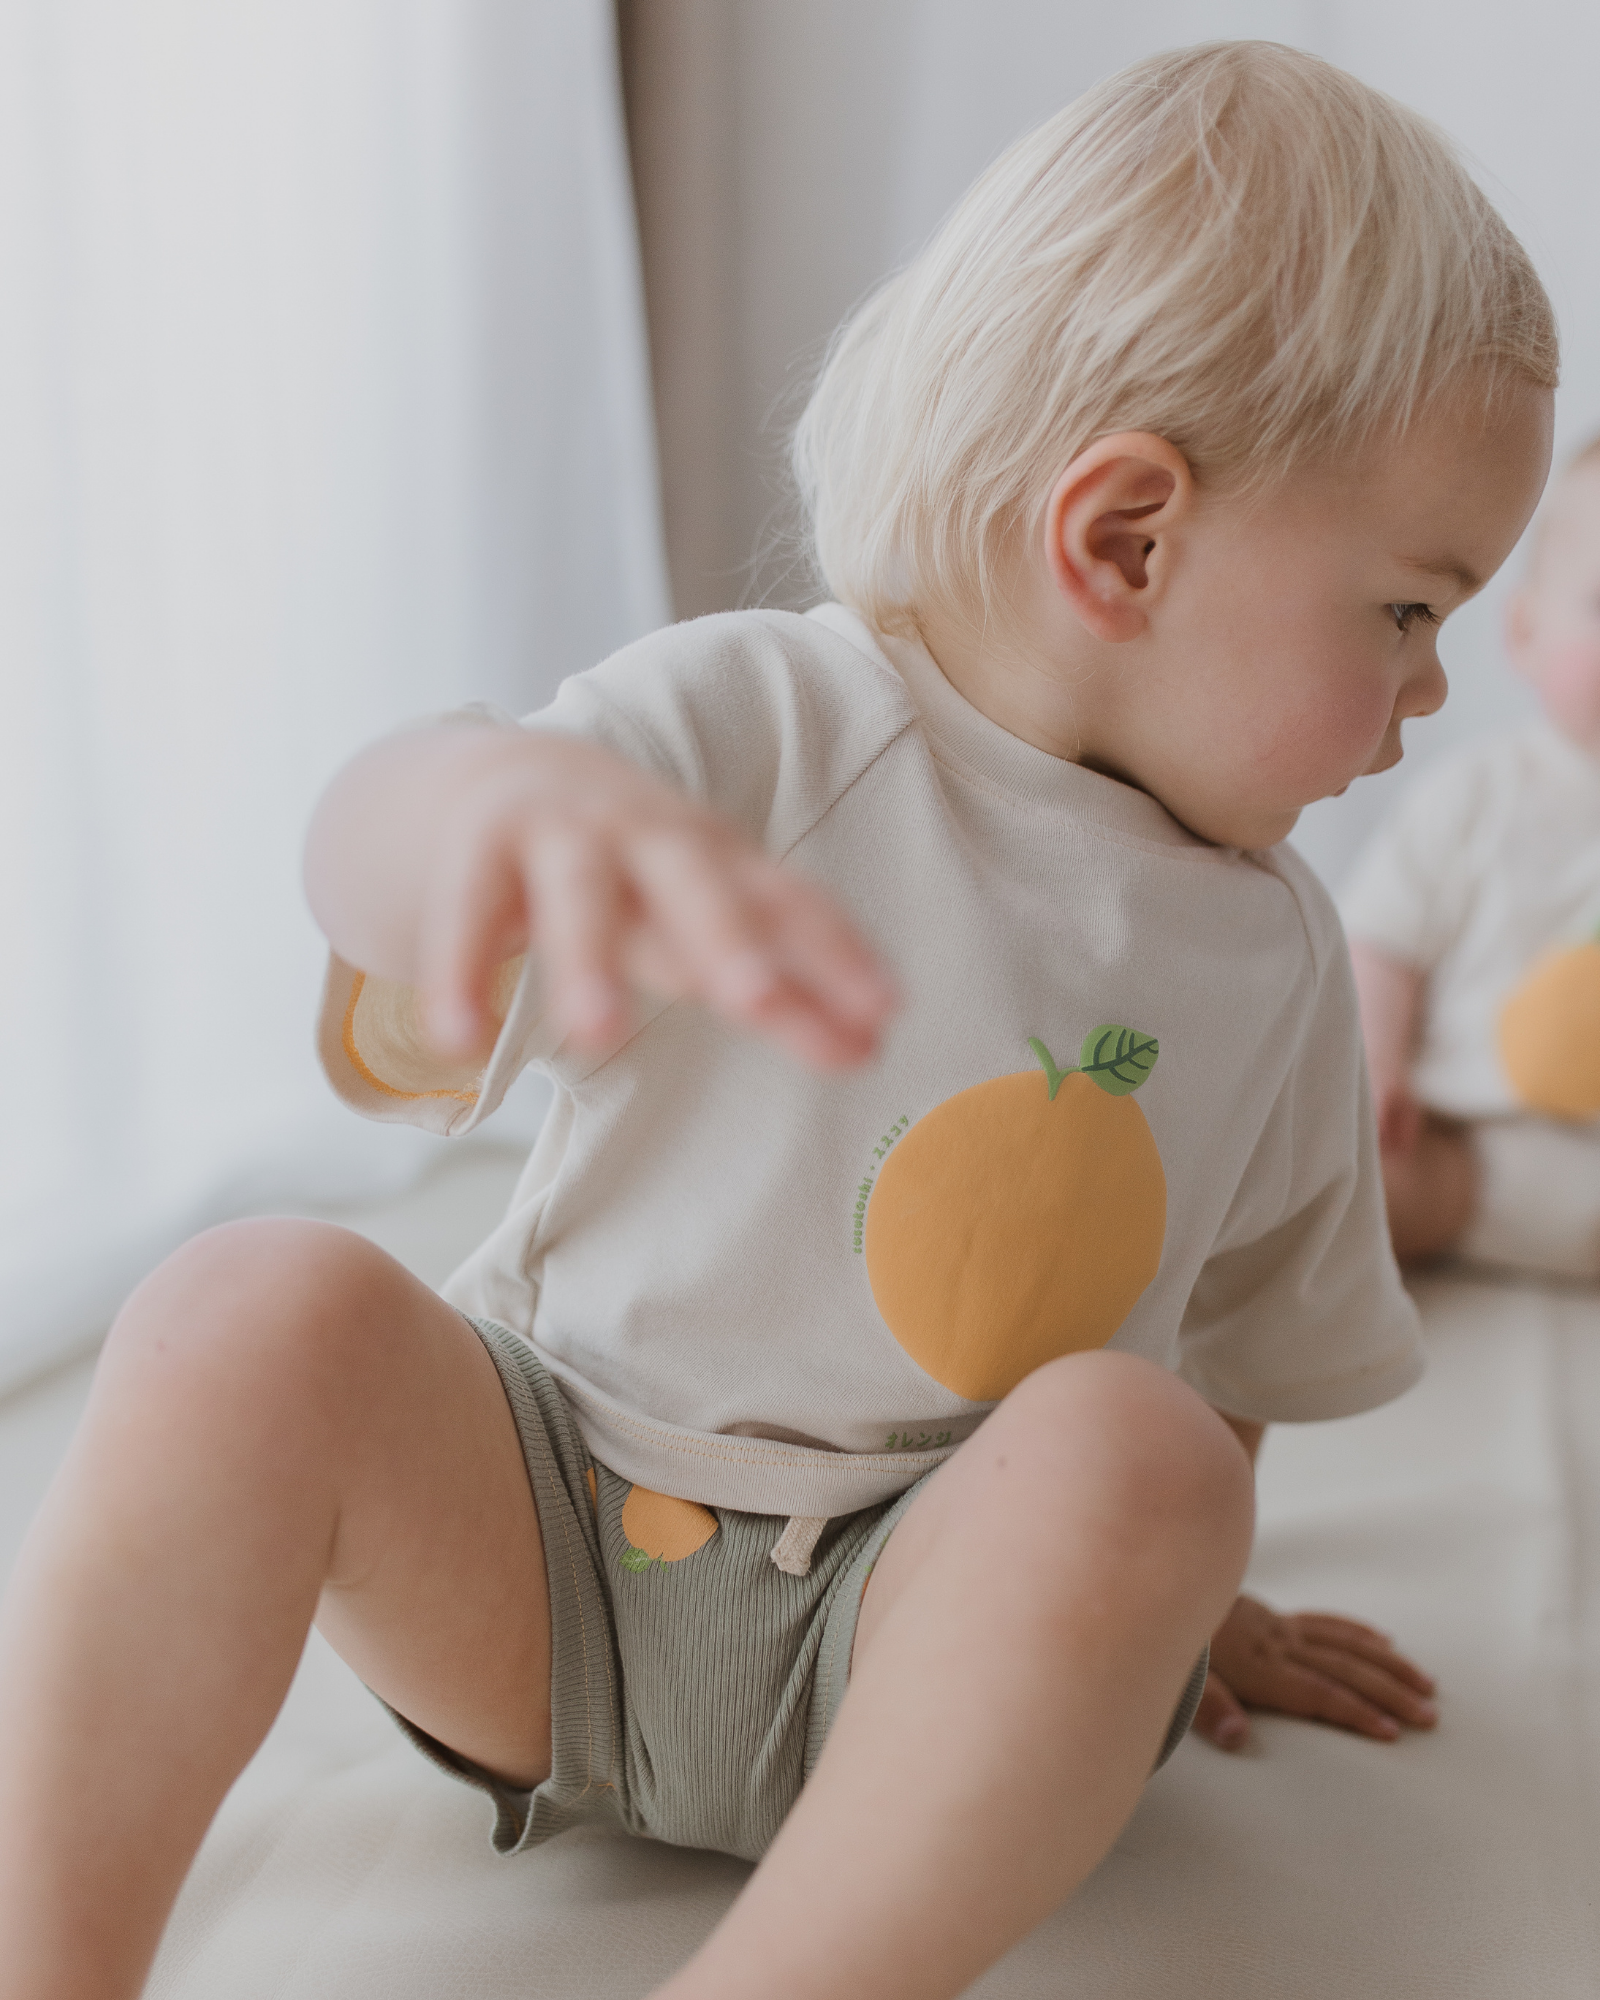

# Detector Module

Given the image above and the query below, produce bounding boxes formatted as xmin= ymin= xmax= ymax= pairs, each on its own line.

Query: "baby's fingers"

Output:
xmin=1291 ymin=1615 xmax=1437 ymax=1694
xmin=530 ymin=830 xmax=630 ymax=1049
xmin=629 ymin=835 xmax=893 ymax=1066
xmin=726 ymin=979 xmax=880 ymax=1072
xmin=1275 ymin=1662 xmax=1411 ymax=1742
xmin=1291 ymin=1612 xmax=1390 ymax=1647
xmin=1194 ymin=1669 xmax=1251 ymax=1752
xmin=1298 ymin=1642 xmax=1439 ymax=1731
xmin=629 ymin=832 xmax=782 ymax=1014
xmin=746 ymin=864 xmax=899 ymax=1037
xmin=419 ymin=835 xmax=527 ymax=1058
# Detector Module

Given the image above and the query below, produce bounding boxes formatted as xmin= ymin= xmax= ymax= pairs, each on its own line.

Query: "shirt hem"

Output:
xmin=541 ymin=1356 xmax=963 ymax=1516
xmin=1185 ymin=1345 xmax=1426 ymax=1426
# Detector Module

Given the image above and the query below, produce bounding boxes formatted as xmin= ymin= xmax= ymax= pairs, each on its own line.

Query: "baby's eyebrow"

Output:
xmin=1400 ymin=557 xmax=1482 ymax=596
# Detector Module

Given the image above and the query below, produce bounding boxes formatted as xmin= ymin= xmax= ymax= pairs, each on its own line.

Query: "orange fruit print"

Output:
xmin=619 ymin=1485 xmax=719 ymax=1570
xmin=863 ymin=1028 xmax=1167 ymax=1402
xmin=1499 ymin=930 xmax=1600 ymax=1120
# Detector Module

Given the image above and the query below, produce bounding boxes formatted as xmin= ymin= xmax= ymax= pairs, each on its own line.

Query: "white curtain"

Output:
xmin=0 ymin=0 xmax=669 ymax=1391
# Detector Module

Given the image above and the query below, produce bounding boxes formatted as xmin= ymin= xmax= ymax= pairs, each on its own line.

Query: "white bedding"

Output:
xmin=143 ymin=1271 xmax=1600 ymax=1998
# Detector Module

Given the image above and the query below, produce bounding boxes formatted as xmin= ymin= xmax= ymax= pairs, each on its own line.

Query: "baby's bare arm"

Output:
xmin=304 ymin=722 xmax=897 ymax=1070
xmin=1348 ymin=940 xmax=1426 ymax=1152
xmin=1348 ymin=939 xmax=1478 ymax=1258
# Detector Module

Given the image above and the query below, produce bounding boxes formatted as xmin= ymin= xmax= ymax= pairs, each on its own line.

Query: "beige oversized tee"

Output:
xmin=320 ymin=605 xmax=1421 ymax=1517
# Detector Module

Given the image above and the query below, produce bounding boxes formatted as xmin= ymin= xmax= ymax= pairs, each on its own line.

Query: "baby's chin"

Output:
xmin=1245 ymin=806 xmax=1302 ymax=850
xmin=1173 ymin=798 xmax=1302 ymax=850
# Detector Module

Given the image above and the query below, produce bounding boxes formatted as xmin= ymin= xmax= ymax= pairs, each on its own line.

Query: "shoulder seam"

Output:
xmin=757 ymin=612 xmax=919 ymax=858
xmin=1243 ymin=846 xmax=1326 ymax=982
xmin=775 ymin=713 xmax=921 ymax=863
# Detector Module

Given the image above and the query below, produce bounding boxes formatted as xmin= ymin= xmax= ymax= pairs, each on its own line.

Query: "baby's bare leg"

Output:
xmin=658 ymin=1352 xmax=1254 ymax=2000
xmin=0 ymin=1219 xmax=549 ymax=2000
xmin=1382 ymin=1113 xmax=1478 ymax=1265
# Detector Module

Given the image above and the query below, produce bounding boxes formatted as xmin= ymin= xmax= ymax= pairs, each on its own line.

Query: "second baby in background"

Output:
xmin=1347 ymin=438 xmax=1600 ymax=1275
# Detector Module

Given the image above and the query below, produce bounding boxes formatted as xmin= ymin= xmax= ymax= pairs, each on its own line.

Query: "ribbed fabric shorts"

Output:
xmin=391 ymin=1317 xmax=1207 ymax=1865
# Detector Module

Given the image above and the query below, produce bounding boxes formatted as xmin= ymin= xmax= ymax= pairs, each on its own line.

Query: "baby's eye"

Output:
xmin=1390 ymin=602 xmax=1440 ymax=635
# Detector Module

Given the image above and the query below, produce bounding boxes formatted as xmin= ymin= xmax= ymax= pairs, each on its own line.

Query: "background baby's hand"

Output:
xmin=1194 ymin=1593 xmax=1438 ymax=1751
xmin=1372 ymin=1074 xmax=1423 ymax=1157
xmin=413 ymin=728 xmax=898 ymax=1070
xmin=1347 ymin=941 xmax=1427 ymax=1159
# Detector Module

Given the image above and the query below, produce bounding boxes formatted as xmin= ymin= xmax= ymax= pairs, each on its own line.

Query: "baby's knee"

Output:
xmin=102 ymin=1217 xmax=402 ymax=1397
xmin=995 ymin=1352 xmax=1254 ymax=1553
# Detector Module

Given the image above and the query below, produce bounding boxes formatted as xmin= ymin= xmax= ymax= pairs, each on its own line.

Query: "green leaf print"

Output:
xmin=1077 ymin=1025 xmax=1159 ymax=1096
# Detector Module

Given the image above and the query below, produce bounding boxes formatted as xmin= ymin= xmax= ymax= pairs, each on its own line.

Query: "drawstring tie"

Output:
xmin=769 ymin=1515 xmax=828 ymax=1576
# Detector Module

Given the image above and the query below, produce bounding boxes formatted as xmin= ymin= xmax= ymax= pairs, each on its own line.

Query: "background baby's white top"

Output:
xmin=321 ymin=605 xmax=1420 ymax=1516
xmin=1340 ymin=721 xmax=1600 ymax=1121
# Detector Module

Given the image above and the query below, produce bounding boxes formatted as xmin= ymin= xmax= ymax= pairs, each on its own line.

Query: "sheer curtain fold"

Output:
xmin=1 ymin=0 xmax=669 ymax=1392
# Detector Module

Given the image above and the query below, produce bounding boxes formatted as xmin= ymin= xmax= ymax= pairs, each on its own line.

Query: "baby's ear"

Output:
xmin=1044 ymin=433 xmax=1194 ymax=644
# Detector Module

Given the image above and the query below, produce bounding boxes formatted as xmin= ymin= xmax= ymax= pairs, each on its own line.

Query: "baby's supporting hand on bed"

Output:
xmin=1199 ymin=1415 xmax=1438 ymax=1751
xmin=1195 ymin=1595 xmax=1439 ymax=1750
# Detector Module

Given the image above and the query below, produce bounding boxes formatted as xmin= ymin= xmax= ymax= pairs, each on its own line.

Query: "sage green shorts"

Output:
xmin=392 ymin=1317 xmax=1206 ymax=1865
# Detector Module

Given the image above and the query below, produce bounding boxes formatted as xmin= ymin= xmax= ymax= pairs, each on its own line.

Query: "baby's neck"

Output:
xmin=911 ymin=593 xmax=1133 ymax=782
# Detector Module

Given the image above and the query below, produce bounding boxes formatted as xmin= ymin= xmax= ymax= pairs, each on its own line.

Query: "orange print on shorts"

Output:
xmin=618 ymin=1486 xmax=720 ymax=1572
xmin=863 ymin=1027 xmax=1167 ymax=1402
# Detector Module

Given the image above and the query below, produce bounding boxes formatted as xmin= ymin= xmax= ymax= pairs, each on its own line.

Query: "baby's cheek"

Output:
xmin=1263 ymin=678 xmax=1390 ymax=794
xmin=1537 ymin=643 xmax=1600 ymax=739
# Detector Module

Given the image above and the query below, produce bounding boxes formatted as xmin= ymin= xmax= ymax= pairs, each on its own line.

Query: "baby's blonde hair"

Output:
xmin=794 ymin=41 xmax=1558 ymax=635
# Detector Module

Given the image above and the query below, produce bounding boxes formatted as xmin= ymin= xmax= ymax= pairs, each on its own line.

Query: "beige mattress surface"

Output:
xmin=145 ymin=1273 xmax=1600 ymax=1997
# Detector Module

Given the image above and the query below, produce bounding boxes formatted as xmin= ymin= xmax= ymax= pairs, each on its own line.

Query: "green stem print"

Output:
xmin=1028 ymin=1025 xmax=1159 ymax=1101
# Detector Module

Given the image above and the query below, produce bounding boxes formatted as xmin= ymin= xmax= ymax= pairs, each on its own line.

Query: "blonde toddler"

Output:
xmin=0 ymin=42 xmax=1555 ymax=2000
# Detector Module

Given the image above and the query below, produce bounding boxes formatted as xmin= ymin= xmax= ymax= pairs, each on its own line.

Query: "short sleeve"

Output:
xmin=1338 ymin=750 xmax=1494 ymax=972
xmin=317 ymin=947 xmax=557 ymax=1137
xmin=1178 ymin=858 xmax=1423 ymax=1422
xmin=316 ymin=609 xmax=913 ymax=1135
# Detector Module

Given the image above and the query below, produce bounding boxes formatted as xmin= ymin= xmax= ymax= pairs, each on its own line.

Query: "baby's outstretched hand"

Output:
xmin=415 ymin=728 xmax=898 ymax=1070
xmin=1194 ymin=1593 xmax=1438 ymax=1751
